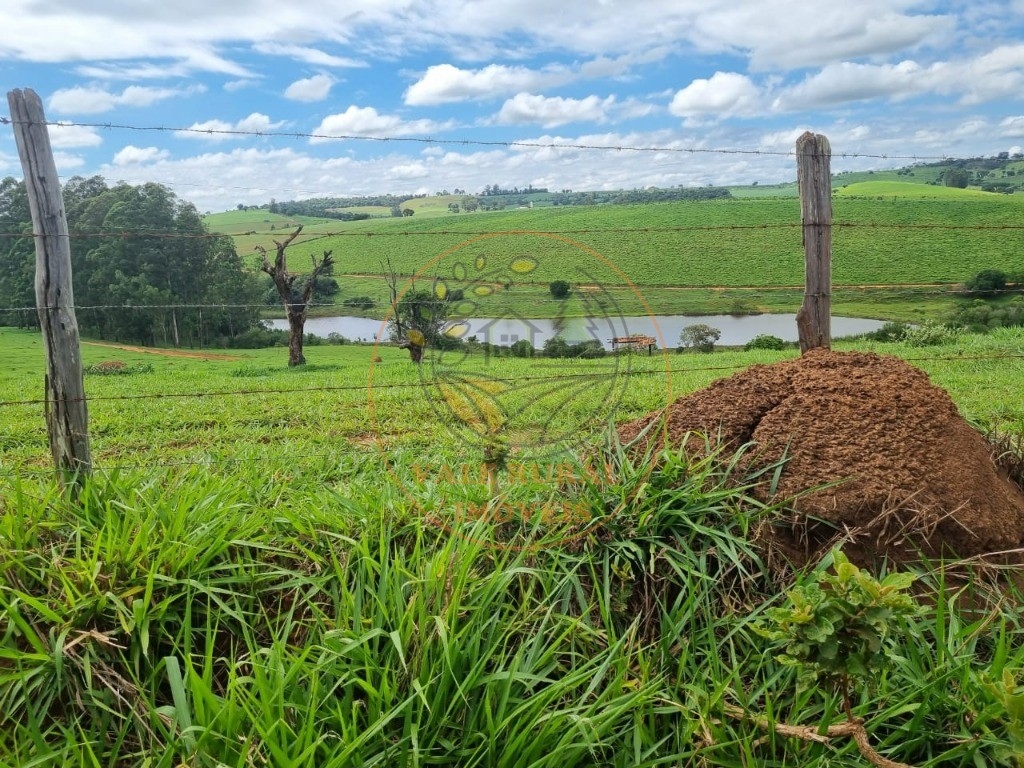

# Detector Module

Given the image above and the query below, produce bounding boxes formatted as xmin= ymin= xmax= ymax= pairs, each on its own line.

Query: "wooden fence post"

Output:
xmin=7 ymin=88 xmax=91 ymax=481
xmin=795 ymin=131 xmax=832 ymax=353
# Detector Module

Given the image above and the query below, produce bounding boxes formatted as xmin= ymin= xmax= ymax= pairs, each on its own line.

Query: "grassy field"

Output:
xmin=835 ymin=181 xmax=1004 ymax=199
xmin=205 ymin=184 xmax=1024 ymax=322
xmin=1 ymin=325 xmax=1023 ymax=766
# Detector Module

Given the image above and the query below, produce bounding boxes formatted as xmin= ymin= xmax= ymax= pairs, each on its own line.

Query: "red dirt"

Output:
xmin=618 ymin=350 xmax=1024 ymax=565
xmin=83 ymin=341 xmax=242 ymax=361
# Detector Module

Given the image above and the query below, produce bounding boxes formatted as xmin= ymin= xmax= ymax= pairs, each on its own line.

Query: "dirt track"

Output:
xmin=83 ymin=341 xmax=243 ymax=361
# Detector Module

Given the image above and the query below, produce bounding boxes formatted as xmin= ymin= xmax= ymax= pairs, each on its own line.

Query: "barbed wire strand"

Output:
xmin=0 ymin=116 xmax=959 ymax=161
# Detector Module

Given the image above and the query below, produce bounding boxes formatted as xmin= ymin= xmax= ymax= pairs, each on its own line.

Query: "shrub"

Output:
xmin=84 ymin=360 xmax=154 ymax=376
xmin=902 ymin=320 xmax=959 ymax=347
xmin=542 ymin=336 xmax=606 ymax=358
xmin=549 ymin=280 xmax=571 ymax=299
xmin=509 ymin=339 xmax=534 ymax=358
xmin=950 ymin=296 xmax=1024 ymax=332
xmin=342 ymin=296 xmax=375 ymax=311
xmin=221 ymin=327 xmax=290 ymax=348
xmin=679 ymin=323 xmax=721 ymax=353
xmin=744 ymin=334 xmax=785 ymax=351
xmin=729 ymin=298 xmax=759 ymax=316
xmin=864 ymin=321 xmax=910 ymax=343
xmin=966 ymin=269 xmax=1009 ymax=297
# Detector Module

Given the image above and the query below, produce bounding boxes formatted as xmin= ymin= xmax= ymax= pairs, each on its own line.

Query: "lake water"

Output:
xmin=270 ymin=313 xmax=887 ymax=350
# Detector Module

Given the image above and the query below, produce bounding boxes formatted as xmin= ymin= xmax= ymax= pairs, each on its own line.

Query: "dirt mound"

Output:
xmin=618 ymin=350 xmax=1024 ymax=564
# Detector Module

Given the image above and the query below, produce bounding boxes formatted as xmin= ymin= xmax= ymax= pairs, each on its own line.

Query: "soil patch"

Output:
xmin=618 ymin=350 xmax=1024 ymax=565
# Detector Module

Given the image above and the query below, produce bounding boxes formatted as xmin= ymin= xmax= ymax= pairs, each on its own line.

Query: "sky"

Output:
xmin=2 ymin=0 xmax=1024 ymax=212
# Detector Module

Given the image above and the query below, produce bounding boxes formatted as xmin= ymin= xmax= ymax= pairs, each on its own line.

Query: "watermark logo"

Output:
xmin=368 ymin=231 xmax=670 ymax=549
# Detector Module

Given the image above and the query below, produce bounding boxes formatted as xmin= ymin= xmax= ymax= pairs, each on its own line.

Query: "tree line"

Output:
xmin=0 ymin=176 xmax=262 ymax=347
xmin=548 ymin=186 xmax=732 ymax=206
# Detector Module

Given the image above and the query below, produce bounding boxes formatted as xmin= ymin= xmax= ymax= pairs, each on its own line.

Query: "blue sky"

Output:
xmin=2 ymin=0 xmax=1024 ymax=212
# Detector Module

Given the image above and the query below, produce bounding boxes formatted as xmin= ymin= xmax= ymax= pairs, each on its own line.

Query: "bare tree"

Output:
xmin=257 ymin=225 xmax=334 ymax=366
xmin=381 ymin=257 xmax=425 ymax=364
xmin=381 ymin=257 xmax=403 ymax=340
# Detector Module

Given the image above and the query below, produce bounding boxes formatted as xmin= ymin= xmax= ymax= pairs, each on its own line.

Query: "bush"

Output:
xmin=679 ymin=323 xmax=721 ymax=353
xmin=864 ymin=321 xmax=911 ymax=343
xmin=221 ymin=327 xmax=290 ymax=348
xmin=949 ymin=296 xmax=1024 ymax=333
xmin=510 ymin=339 xmax=534 ymax=358
xmin=966 ymin=269 xmax=1009 ymax=297
xmin=744 ymin=334 xmax=785 ymax=351
xmin=343 ymin=296 xmax=375 ymax=311
xmin=84 ymin=360 xmax=154 ymax=376
xmin=549 ymin=280 xmax=571 ymax=299
xmin=542 ymin=336 xmax=606 ymax=358
xmin=902 ymin=320 xmax=959 ymax=347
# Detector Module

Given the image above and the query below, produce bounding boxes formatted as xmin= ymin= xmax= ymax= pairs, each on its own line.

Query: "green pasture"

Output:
xmin=1 ymin=325 xmax=1022 ymax=474
xmin=205 ymin=185 xmax=1024 ymax=325
xmin=326 ymin=205 xmax=392 ymax=215
xmin=836 ymin=181 xmax=1004 ymax=199
xmin=248 ymin=193 xmax=1024 ymax=294
xmin=1 ymin=324 xmax=1023 ymax=766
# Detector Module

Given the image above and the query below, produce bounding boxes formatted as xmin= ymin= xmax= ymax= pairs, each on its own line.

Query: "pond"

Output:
xmin=270 ymin=313 xmax=888 ymax=350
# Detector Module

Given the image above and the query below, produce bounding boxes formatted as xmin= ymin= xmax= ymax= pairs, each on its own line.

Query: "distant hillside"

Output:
xmin=835 ymin=152 xmax=1024 ymax=194
xmin=834 ymin=181 xmax=1012 ymax=199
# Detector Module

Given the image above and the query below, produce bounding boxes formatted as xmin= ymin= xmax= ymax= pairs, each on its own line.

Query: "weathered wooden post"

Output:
xmin=7 ymin=88 xmax=91 ymax=481
xmin=795 ymin=131 xmax=832 ymax=353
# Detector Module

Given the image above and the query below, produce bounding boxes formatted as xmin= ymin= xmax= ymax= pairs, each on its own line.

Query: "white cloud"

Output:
xmin=112 ymin=145 xmax=171 ymax=165
xmin=253 ymin=42 xmax=366 ymax=68
xmin=691 ymin=6 xmax=953 ymax=71
xmin=49 ymin=84 xmax=202 ymax=115
xmin=773 ymin=61 xmax=931 ymax=110
xmin=310 ymin=106 xmax=454 ymax=141
xmin=53 ymin=151 xmax=85 ymax=170
xmin=669 ymin=72 xmax=763 ymax=123
xmin=0 ymin=0 xmax=956 ymax=79
xmin=47 ymin=123 xmax=103 ymax=149
xmin=493 ymin=93 xmax=616 ymax=128
xmin=773 ymin=44 xmax=1024 ymax=112
xmin=406 ymin=63 xmax=573 ymax=105
xmin=224 ymin=79 xmax=258 ymax=92
xmin=999 ymin=116 xmax=1024 ymax=138
xmin=388 ymin=162 xmax=430 ymax=179
xmin=284 ymin=74 xmax=335 ymax=102
xmin=176 ymin=113 xmax=285 ymax=140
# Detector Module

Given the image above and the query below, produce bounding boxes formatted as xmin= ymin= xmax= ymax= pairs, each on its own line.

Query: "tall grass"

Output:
xmin=2 ymin=440 xmax=1022 ymax=767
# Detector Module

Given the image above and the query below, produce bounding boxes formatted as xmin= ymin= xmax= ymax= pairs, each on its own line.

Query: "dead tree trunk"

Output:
xmin=257 ymin=225 xmax=334 ymax=366
xmin=7 ymin=87 xmax=92 ymax=482
xmin=796 ymin=131 xmax=832 ymax=353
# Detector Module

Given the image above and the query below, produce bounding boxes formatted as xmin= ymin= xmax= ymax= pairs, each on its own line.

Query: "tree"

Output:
xmin=257 ymin=225 xmax=334 ymax=366
xmin=0 ymin=176 xmax=35 ymax=329
xmin=549 ymin=280 xmax=571 ymax=299
xmin=0 ymin=176 xmax=261 ymax=346
xmin=944 ymin=168 xmax=970 ymax=188
xmin=679 ymin=323 xmax=721 ymax=353
xmin=745 ymin=334 xmax=785 ymax=351
xmin=966 ymin=268 xmax=1008 ymax=296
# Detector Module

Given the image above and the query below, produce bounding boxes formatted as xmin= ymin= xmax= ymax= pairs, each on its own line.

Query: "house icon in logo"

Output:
xmin=473 ymin=312 xmax=546 ymax=354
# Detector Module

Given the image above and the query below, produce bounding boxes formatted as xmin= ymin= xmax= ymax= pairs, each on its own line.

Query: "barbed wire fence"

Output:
xmin=2 ymin=92 xmax=1022 ymax=484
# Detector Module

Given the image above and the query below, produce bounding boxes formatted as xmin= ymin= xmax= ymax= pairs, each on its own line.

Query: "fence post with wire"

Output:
xmin=7 ymin=87 xmax=91 ymax=483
